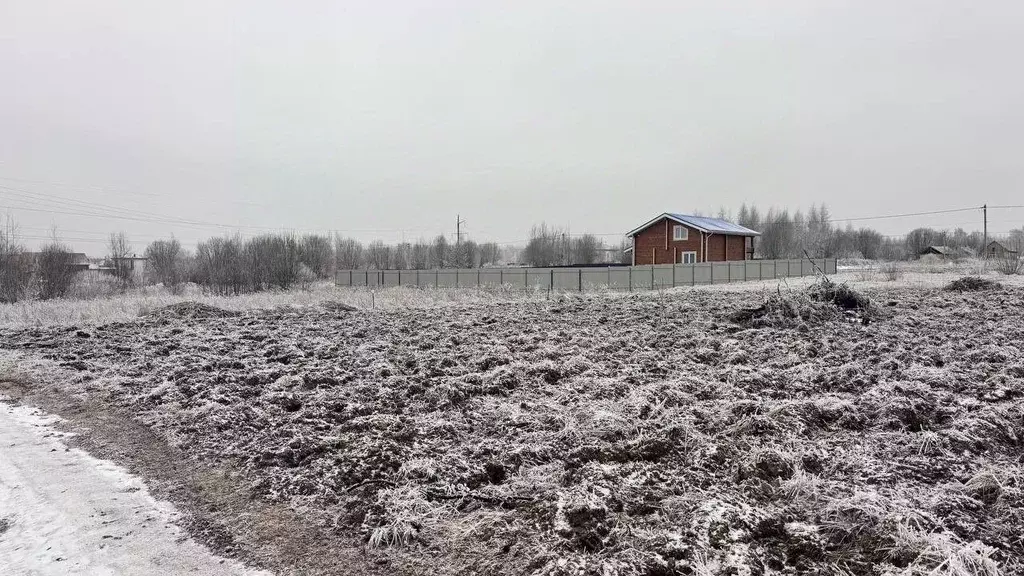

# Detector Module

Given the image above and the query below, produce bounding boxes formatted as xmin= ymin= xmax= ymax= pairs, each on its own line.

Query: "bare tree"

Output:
xmin=107 ymin=232 xmax=134 ymax=290
xmin=619 ymin=239 xmax=633 ymax=264
xmin=478 ymin=242 xmax=501 ymax=266
xmin=36 ymin=242 xmax=77 ymax=299
xmin=451 ymin=239 xmax=479 ymax=268
xmin=299 ymin=234 xmax=334 ymax=279
xmin=0 ymin=217 xmax=31 ymax=303
xmin=335 ymin=237 xmax=364 ymax=269
xmin=759 ymin=209 xmax=795 ymax=259
xmin=411 ymin=241 xmax=431 ymax=269
xmin=571 ymin=234 xmax=602 ymax=265
xmin=246 ymin=234 xmax=302 ymax=290
xmin=393 ymin=242 xmax=412 ymax=270
xmin=195 ymin=235 xmax=246 ymax=295
xmin=523 ymin=223 xmax=563 ymax=267
xmin=366 ymin=240 xmax=392 ymax=270
xmin=430 ymin=235 xmax=449 ymax=268
xmin=144 ymin=238 xmax=185 ymax=293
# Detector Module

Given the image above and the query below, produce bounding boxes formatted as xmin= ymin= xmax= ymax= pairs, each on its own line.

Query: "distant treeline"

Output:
xmin=733 ymin=203 xmax=1008 ymax=260
xmin=1 ymin=204 xmax=1021 ymax=302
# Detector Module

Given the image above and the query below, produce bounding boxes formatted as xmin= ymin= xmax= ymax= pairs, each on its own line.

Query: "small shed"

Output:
xmin=985 ymin=240 xmax=1019 ymax=259
xmin=919 ymin=246 xmax=972 ymax=259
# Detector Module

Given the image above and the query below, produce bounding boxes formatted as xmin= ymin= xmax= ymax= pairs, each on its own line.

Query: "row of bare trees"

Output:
xmin=734 ymin=203 xmax=994 ymax=260
xmin=522 ymin=224 xmax=627 ymax=267
xmin=338 ymin=236 xmax=504 ymax=270
xmin=0 ymin=217 xmax=89 ymax=303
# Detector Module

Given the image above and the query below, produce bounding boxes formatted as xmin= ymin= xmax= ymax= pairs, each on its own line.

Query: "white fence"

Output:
xmin=334 ymin=258 xmax=838 ymax=291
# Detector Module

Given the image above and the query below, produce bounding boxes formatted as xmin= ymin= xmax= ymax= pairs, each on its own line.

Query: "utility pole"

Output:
xmin=456 ymin=214 xmax=466 ymax=267
xmin=983 ymin=204 xmax=988 ymax=258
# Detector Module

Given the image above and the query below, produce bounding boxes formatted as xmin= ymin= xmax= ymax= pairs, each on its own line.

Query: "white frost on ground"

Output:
xmin=0 ymin=401 xmax=271 ymax=576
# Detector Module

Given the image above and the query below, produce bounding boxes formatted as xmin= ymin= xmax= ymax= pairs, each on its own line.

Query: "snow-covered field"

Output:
xmin=0 ymin=271 xmax=1022 ymax=575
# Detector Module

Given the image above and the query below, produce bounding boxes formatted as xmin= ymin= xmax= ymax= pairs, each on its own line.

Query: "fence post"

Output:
xmin=672 ymin=264 xmax=676 ymax=287
xmin=500 ymin=269 xmax=503 ymax=287
xmin=710 ymin=264 xmax=714 ymax=285
xmin=608 ymin=267 xmax=611 ymax=287
xmin=349 ymin=270 xmax=353 ymax=286
xmin=691 ymin=265 xmax=695 ymax=286
xmin=416 ymin=269 xmax=420 ymax=288
xmin=728 ymin=262 xmax=731 ymax=283
xmin=456 ymin=269 xmax=459 ymax=288
xmin=578 ymin=269 xmax=582 ymax=292
xmin=550 ymin=269 xmax=554 ymax=291
xmin=478 ymin=269 xmax=481 ymax=288
xmin=628 ymin=267 xmax=632 ymax=292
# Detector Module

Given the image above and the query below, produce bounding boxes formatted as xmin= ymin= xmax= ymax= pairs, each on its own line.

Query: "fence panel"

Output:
xmin=692 ymin=264 xmax=712 ymax=285
xmin=745 ymin=262 xmax=761 ymax=282
xmin=729 ymin=262 xmax=746 ymax=282
xmin=333 ymin=258 xmax=837 ymax=292
xmin=435 ymin=270 xmax=456 ymax=288
xmin=653 ymin=265 xmax=674 ymax=289
xmin=673 ymin=264 xmax=695 ymax=287
xmin=608 ymin=267 xmax=631 ymax=290
xmin=479 ymin=269 xmax=503 ymax=288
xmin=581 ymin=268 xmax=611 ymax=290
xmin=709 ymin=263 xmax=727 ymax=284
xmin=628 ymin=265 xmax=652 ymax=289
xmin=526 ymin=268 xmax=552 ymax=290
xmin=552 ymin=269 xmax=580 ymax=290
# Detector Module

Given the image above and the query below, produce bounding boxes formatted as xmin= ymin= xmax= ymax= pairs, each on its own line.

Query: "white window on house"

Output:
xmin=673 ymin=225 xmax=688 ymax=241
xmin=681 ymin=251 xmax=697 ymax=264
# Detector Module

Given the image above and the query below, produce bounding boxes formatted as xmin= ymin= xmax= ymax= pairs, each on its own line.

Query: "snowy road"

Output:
xmin=0 ymin=401 xmax=271 ymax=576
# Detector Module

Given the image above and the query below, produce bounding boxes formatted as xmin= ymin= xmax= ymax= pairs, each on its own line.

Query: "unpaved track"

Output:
xmin=0 ymin=402 xmax=270 ymax=576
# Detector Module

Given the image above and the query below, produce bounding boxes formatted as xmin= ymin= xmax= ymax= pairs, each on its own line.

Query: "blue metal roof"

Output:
xmin=626 ymin=213 xmax=761 ymax=237
xmin=666 ymin=214 xmax=760 ymax=236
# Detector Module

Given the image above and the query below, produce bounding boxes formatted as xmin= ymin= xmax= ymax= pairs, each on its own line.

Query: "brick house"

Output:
xmin=625 ymin=213 xmax=760 ymax=265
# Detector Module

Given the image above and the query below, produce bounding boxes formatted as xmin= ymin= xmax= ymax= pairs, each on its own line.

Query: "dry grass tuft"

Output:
xmin=879 ymin=262 xmax=904 ymax=281
xmin=945 ymin=276 xmax=1001 ymax=292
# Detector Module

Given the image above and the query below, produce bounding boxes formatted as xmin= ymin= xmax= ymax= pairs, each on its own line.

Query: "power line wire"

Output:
xmin=0 ymin=185 xmax=441 ymax=235
xmin=825 ymin=206 xmax=981 ymax=223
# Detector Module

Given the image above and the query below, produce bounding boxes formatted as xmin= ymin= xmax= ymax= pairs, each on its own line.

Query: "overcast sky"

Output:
xmin=1 ymin=1 xmax=1022 ymax=253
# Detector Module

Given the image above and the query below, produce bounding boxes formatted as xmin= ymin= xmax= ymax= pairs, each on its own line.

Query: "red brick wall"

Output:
xmin=726 ymin=235 xmax=748 ymax=261
xmin=631 ymin=218 xmax=750 ymax=264
xmin=632 ymin=218 xmax=702 ymax=265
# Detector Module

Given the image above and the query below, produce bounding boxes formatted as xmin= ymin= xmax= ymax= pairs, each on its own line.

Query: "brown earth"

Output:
xmin=1 ymin=284 xmax=1022 ymax=575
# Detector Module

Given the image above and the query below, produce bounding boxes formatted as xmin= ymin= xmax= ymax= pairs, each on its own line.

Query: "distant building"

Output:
xmin=101 ymin=256 xmax=148 ymax=284
xmin=25 ymin=251 xmax=90 ymax=272
xmin=625 ymin=213 xmax=760 ymax=265
xmin=919 ymin=246 xmax=972 ymax=259
xmin=985 ymin=240 xmax=1019 ymax=259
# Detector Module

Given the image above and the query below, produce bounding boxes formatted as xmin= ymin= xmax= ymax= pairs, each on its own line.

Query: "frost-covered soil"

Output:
xmin=1 ymin=281 xmax=1023 ymax=575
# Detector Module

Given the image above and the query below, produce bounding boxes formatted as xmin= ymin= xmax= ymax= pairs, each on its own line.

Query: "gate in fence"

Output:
xmin=334 ymin=258 xmax=838 ymax=291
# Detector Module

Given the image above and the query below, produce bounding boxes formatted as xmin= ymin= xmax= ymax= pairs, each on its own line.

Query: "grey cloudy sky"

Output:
xmin=1 ymin=1 xmax=1022 ymax=253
